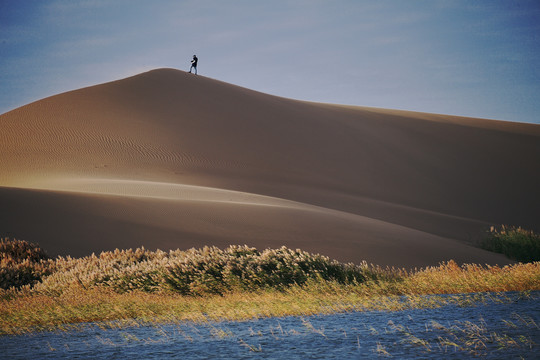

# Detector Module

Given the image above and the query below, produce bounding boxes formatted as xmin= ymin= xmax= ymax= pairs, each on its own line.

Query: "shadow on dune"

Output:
xmin=1 ymin=68 xmax=539 ymax=267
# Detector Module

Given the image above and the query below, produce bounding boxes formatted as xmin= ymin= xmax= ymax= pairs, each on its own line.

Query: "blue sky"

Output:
xmin=1 ymin=0 xmax=539 ymax=123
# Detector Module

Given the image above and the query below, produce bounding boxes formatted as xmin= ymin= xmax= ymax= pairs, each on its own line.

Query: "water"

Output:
xmin=1 ymin=292 xmax=538 ymax=359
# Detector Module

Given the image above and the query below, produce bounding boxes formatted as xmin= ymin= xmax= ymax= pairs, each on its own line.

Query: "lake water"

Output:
xmin=1 ymin=292 xmax=538 ymax=359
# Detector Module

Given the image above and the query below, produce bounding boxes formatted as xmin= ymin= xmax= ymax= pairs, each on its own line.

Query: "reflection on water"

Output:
xmin=1 ymin=292 xmax=538 ymax=359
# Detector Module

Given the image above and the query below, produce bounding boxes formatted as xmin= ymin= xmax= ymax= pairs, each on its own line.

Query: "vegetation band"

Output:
xmin=1 ymin=236 xmax=539 ymax=335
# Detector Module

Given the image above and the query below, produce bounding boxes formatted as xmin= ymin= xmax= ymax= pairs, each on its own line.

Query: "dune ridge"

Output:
xmin=25 ymin=178 xmax=312 ymax=208
xmin=1 ymin=68 xmax=539 ymax=267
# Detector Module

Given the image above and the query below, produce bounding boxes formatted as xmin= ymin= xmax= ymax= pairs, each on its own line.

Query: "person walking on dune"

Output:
xmin=189 ymin=55 xmax=198 ymax=74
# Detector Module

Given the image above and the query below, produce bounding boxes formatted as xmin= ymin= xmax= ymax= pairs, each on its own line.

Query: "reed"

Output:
xmin=0 ymin=242 xmax=370 ymax=295
xmin=1 ymin=238 xmax=539 ymax=335
xmin=480 ymin=225 xmax=540 ymax=262
xmin=0 ymin=238 xmax=52 ymax=290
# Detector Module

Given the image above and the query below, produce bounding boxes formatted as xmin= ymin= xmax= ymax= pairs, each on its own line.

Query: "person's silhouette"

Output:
xmin=189 ymin=55 xmax=198 ymax=74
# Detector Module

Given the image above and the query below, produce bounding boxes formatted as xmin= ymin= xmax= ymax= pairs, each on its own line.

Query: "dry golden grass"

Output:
xmin=1 ymin=262 xmax=538 ymax=335
xmin=377 ymin=260 xmax=540 ymax=295
xmin=1 ymin=239 xmax=539 ymax=335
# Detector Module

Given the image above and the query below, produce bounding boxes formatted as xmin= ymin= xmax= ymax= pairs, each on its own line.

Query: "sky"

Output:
xmin=1 ymin=0 xmax=539 ymax=124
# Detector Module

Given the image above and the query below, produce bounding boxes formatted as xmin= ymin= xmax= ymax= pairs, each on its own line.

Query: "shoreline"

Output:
xmin=2 ymin=261 xmax=538 ymax=335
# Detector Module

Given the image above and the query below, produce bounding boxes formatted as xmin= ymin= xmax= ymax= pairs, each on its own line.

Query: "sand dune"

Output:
xmin=1 ymin=68 xmax=539 ymax=267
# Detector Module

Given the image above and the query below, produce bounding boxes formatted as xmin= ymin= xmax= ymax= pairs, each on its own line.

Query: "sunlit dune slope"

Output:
xmin=1 ymin=68 xmax=539 ymax=267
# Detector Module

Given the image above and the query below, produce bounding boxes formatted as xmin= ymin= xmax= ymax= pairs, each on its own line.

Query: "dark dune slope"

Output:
xmin=1 ymin=68 xmax=539 ymax=266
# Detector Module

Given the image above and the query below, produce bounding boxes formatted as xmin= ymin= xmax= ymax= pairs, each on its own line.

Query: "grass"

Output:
xmin=389 ymin=314 xmax=539 ymax=356
xmin=0 ymin=238 xmax=51 ymax=290
xmin=1 ymin=238 xmax=539 ymax=335
xmin=480 ymin=225 xmax=540 ymax=262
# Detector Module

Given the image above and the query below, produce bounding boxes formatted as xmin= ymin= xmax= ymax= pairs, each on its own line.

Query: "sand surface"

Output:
xmin=1 ymin=68 xmax=539 ymax=267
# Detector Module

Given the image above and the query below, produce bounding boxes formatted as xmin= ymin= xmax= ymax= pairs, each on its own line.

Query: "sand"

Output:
xmin=1 ymin=68 xmax=539 ymax=267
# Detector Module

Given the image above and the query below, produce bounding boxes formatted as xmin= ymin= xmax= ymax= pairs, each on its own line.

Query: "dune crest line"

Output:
xmin=21 ymin=178 xmax=309 ymax=208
